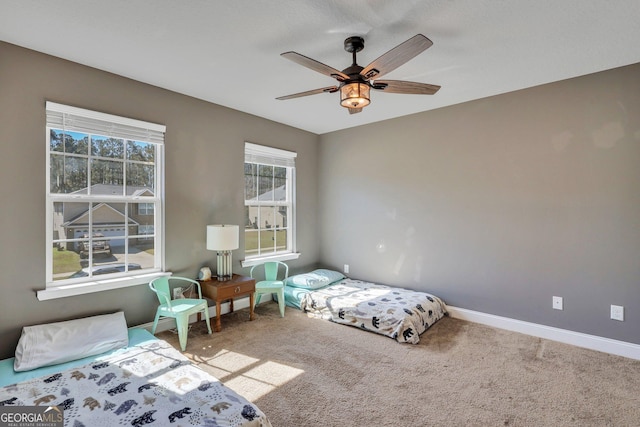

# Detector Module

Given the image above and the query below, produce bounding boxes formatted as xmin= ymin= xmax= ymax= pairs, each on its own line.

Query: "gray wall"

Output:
xmin=1 ymin=39 xmax=637 ymax=360
xmin=318 ymin=63 xmax=640 ymax=345
xmin=0 ymin=42 xmax=319 ymax=359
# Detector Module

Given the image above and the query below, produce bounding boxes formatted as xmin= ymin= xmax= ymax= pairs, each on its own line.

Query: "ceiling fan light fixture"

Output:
xmin=340 ymin=82 xmax=370 ymax=109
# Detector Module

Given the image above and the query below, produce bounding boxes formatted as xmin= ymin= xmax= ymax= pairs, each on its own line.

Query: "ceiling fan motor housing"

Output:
xmin=344 ymin=36 xmax=365 ymax=53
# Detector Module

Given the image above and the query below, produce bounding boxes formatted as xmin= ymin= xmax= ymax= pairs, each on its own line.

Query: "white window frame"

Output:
xmin=39 ymin=102 xmax=168 ymax=300
xmin=241 ymin=142 xmax=300 ymax=267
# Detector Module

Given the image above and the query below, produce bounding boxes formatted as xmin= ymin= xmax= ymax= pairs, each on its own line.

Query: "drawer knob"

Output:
xmin=234 ymin=286 xmax=241 ymax=294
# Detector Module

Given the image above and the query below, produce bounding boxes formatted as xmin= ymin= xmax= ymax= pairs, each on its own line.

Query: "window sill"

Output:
xmin=240 ymin=252 xmax=301 ymax=268
xmin=37 ymin=271 xmax=171 ymax=301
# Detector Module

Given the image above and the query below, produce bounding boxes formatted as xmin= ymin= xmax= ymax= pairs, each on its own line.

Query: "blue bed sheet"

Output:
xmin=283 ymin=285 xmax=313 ymax=309
xmin=0 ymin=327 xmax=156 ymax=387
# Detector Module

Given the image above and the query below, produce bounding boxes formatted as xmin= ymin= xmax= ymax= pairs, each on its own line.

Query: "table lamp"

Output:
xmin=206 ymin=224 xmax=239 ymax=280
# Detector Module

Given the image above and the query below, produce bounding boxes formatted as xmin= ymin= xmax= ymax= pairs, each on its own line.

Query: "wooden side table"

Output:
xmin=198 ymin=274 xmax=256 ymax=332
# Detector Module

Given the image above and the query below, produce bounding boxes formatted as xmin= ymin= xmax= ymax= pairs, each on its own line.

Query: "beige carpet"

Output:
xmin=157 ymin=302 xmax=640 ymax=427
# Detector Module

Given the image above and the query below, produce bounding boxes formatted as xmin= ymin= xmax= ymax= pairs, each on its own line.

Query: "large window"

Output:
xmin=242 ymin=142 xmax=299 ymax=266
xmin=41 ymin=102 xmax=165 ymax=300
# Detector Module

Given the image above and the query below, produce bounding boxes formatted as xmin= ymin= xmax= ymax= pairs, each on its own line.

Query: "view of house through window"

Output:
xmin=244 ymin=142 xmax=296 ymax=260
xmin=46 ymin=102 xmax=165 ymax=288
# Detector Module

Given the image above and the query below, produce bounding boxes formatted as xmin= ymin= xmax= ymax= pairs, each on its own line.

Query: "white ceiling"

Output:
xmin=2 ymin=1 xmax=639 ymax=135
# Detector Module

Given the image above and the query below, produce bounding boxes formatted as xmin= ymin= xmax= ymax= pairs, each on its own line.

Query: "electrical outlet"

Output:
xmin=343 ymin=264 xmax=349 ymax=274
xmin=552 ymin=296 xmax=563 ymax=310
xmin=611 ymin=305 xmax=624 ymax=321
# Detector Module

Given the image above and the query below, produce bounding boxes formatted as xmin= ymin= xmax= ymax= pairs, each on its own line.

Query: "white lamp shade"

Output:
xmin=207 ymin=225 xmax=239 ymax=251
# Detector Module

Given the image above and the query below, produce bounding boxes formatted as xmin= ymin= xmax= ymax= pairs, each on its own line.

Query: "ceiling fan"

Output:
xmin=276 ymin=34 xmax=441 ymax=114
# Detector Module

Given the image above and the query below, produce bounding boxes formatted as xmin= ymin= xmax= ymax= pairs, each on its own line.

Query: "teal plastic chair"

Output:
xmin=250 ymin=261 xmax=288 ymax=317
xmin=149 ymin=276 xmax=212 ymax=351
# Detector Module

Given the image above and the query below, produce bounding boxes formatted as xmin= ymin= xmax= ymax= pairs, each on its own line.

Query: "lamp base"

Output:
xmin=216 ymin=250 xmax=233 ymax=281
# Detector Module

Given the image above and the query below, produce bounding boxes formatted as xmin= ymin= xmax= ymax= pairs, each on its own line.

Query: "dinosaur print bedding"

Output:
xmin=297 ymin=278 xmax=448 ymax=344
xmin=0 ymin=337 xmax=272 ymax=427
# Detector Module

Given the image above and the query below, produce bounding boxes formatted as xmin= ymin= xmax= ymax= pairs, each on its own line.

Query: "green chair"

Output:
xmin=250 ymin=261 xmax=288 ymax=317
xmin=149 ymin=276 xmax=212 ymax=351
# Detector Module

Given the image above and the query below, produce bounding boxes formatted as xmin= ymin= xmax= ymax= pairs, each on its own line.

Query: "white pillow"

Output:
xmin=14 ymin=312 xmax=128 ymax=372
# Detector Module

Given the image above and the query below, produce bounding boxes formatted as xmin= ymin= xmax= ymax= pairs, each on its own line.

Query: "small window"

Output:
xmin=138 ymin=203 xmax=154 ymax=215
xmin=242 ymin=142 xmax=299 ymax=266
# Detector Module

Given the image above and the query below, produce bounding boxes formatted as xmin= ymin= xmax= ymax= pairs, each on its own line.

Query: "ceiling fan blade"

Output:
xmin=276 ymin=86 xmax=339 ymax=100
xmin=372 ymin=80 xmax=441 ymax=95
xmin=281 ymin=52 xmax=349 ymax=81
xmin=348 ymin=107 xmax=362 ymax=115
xmin=360 ymin=34 xmax=433 ymax=80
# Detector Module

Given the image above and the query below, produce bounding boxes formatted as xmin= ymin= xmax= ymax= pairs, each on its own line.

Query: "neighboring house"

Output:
xmin=52 ymin=184 xmax=154 ymax=251
xmin=246 ymin=185 xmax=287 ymax=229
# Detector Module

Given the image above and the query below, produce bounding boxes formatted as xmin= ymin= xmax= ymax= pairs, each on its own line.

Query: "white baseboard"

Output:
xmin=447 ymin=306 xmax=640 ymax=361
xmin=138 ymin=295 xmax=259 ymax=333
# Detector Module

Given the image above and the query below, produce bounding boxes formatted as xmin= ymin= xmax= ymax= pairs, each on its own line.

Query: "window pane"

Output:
xmin=95 ymin=202 xmax=126 ymax=247
xmin=65 ymin=157 xmax=89 ymax=193
xmin=49 ymin=154 xmax=65 ymax=193
xmin=131 ymin=202 xmax=154 ymax=236
xmin=126 ymin=163 xmax=155 ymax=194
xmin=257 ymin=206 xmax=276 ymax=230
xmin=244 ymin=163 xmax=257 ymax=201
xmin=277 ymin=206 xmax=288 ymax=228
xmin=245 ymin=229 xmax=259 ymax=256
xmin=91 ymin=159 xmax=124 ymax=193
xmin=51 ymin=201 xmax=88 ymax=243
xmin=245 ymin=205 xmax=257 ymax=230
xmin=78 ymin=232 xmax=114 ymax=262
xmin=274 ymin=166 xmax=287 ymax=201
xmin=128 ymin=238 xmax=155 ymax=269
xmin=257 ymin=165 xmax=274 ymax=201
xmin=259 ymin=229 xmax=276 ymax=255
xmin=91 ymin=135 xmax=124 ymax=159
xmin=64 ymin=131 xmax=89 ymax=155
xmin=49 ymin=155 xmax=88 ymax=194
xmin=52 ymin=249 xmax=84 ymax=281
xmin=50 ymin=129 xmax=64 ymax=152
xmin=127 ymin=140 xmax=155 ymax=162
xmin=275 ymin=228 xmax=288 ymax=251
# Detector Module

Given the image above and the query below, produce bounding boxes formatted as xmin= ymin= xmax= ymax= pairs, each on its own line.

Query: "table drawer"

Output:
xmin=213 ymin=281 xmax=254 ymax=300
